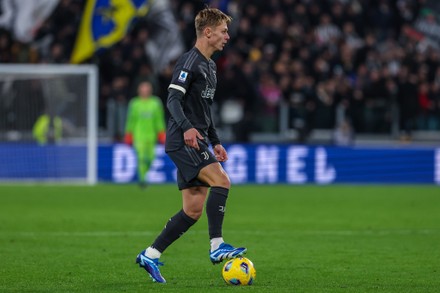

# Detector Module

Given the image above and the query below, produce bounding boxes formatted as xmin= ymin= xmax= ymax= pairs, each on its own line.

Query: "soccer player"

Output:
xmin=124 ymin=81 xmax=166 ymax=188
xmin=135 ymin=7 xmax=246 ymax=283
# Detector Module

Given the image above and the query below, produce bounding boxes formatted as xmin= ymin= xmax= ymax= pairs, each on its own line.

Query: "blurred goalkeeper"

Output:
xmin=124 ymin=81 xmax=166 ymax=188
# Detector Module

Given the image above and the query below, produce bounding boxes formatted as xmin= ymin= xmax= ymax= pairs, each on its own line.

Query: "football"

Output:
xmin=222 ymin=256 xmax=256 ymax=285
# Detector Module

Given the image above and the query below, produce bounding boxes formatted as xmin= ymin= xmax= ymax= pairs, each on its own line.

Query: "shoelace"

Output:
xmin=141 ymin=254 xmax=164 ymax=267
xmin=153 ymin=259 xmax=164 ymax=267
xmin=218 ymin=244 xmax=234 ymax=251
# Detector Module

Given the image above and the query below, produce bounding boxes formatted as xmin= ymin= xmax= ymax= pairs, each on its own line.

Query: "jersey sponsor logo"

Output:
xmin=201 ymin=85 xmax=216 ymax=100
xmin=178 ymin=70 xmax=188 ymax=82
xmin=198 ymin=64 xmax=216 ymax=100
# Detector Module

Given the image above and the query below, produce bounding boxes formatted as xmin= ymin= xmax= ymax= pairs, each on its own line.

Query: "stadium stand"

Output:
xmin=1 ymin=0 xmax=439 ymax=144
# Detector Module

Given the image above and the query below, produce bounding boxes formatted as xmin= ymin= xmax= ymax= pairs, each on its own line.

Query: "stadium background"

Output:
xmin=0 ymin=0 xmax=439 ymax=184
xmin=1 ymin=1 xmax=440 ymax=292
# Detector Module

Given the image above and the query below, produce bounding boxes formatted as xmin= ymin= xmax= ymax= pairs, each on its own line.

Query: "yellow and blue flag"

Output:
xmin=71 ymin=0 xmax=150 ymax=63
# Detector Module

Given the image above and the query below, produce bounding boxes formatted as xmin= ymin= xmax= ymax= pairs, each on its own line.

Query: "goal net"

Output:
xmin=0 ymin=64 xmax=98 ymax=184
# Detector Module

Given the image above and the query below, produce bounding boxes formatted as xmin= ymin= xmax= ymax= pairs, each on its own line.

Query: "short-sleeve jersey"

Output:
xmin=165 ymin=47 xmax=220 ymax=151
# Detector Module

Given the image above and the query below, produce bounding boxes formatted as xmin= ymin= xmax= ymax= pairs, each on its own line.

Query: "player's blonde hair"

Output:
xmin=195 ymin=7 xmax=232 ymax=37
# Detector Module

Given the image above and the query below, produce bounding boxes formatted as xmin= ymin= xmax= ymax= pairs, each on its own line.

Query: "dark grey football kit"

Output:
xmin=165 ymin=47 xmax=221 ymax=190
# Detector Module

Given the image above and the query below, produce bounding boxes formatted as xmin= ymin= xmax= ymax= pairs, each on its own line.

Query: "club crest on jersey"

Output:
xmin=201 ymin=151 xmax=209 ymax=160
xmin=178 ymin=70 xmax=188 ymax=82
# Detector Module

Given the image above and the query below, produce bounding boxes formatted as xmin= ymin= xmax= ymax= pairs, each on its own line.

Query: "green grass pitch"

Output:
xmin=1 ymin=184 xmax=439 ymax=292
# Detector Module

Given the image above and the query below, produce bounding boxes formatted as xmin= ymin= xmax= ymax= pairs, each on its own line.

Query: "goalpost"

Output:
xmin=0 ymin=64 xmax=98 ymax=185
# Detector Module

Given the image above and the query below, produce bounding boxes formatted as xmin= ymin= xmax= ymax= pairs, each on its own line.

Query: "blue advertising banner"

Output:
xmin=101 ymin=144 xmax=440 ymax=185
xmin=0 ymin=143 xmax=438 ymax=184
xmin=0 ymin=144 xmax=87 ymax=179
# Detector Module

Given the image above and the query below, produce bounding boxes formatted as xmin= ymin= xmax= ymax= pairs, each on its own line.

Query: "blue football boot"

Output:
xmin=135 ymin=250 xmax=166 ymax=283
xmin=209 ymin=243 xmax=247 ymax=264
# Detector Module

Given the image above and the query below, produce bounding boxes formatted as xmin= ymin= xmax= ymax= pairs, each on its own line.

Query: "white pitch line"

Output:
xmin=0 ymin=229 xmax=438 ymax=238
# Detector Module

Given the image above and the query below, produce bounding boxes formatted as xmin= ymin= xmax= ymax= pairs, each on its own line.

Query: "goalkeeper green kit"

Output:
xmin=125 ymin=95 xmax=166 ymax=185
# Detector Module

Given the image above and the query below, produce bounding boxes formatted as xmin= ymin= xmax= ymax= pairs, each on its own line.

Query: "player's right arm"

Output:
xmin=167 ymin=89 xmax=203 ymax=150
xmin=124 ymin=99 xmax=136 ymax=145
xmin=167 ymin=52 xmax=204 ymax=149
xmin=166 ymin=89 xmax=193 ymax=132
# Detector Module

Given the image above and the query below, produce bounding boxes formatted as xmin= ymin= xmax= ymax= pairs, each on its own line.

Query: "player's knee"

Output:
xmin=216 ymin=173 xmax=231 ymax=189
xmin=199 ymin=164 xmax=231 ymax=188
xmin=185 ymin=207 xmax=203 ymax=220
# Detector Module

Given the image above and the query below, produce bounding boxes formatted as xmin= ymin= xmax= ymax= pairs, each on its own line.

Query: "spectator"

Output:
xmin=257 ymin=73 xmax=281 ymax=133
xmin=3 ymin=0 xmax=440 ymax=143
xmin=106 ymin=76 xmax=129 ymax=142
xmin=397 ymin=70 xmax=419 ymax=140
xmin=315 ymin=14 xmax=341 ymax=47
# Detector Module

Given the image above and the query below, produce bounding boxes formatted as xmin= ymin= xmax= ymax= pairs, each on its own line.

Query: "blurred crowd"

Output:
xmin=1 ymin=0 xmax=439 ymax=143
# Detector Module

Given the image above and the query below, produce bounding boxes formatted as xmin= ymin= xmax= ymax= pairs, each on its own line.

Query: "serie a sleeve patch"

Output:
xmin=178 ymin=70 xmax=188 ymax=82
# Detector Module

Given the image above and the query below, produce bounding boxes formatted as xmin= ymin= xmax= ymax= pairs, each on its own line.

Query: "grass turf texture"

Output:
xmin=0 ymin=184 xmax=439 ymax=292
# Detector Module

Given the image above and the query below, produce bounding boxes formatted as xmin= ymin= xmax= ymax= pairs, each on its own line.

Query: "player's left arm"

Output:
xmin=208 ymin=110 xmax=227 ymax=162
xmin=124 ymin=100 xmax=136 ymax=145
xmin=207 ymin=105 xmax=221 ymax=146
xmin=154 ymin=98 xmax=166 ymax=144
xmin=213 ymin=144 xmax=228 ymax=162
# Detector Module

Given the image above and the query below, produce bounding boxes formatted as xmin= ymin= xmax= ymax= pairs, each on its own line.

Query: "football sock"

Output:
xmin=151 ymin=209 xmax=197 ymax=253
xmin=206 ymin=186 xmax=229 ymax=239
xmin=145 ymin=246 xmax=161 ymax=259
xmin=210 ymin=237 xmax=224 ymax=252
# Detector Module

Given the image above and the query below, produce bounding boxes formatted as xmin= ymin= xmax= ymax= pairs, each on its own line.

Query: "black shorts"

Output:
xmin=166 ymin=141 xmax=218 ymax=190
